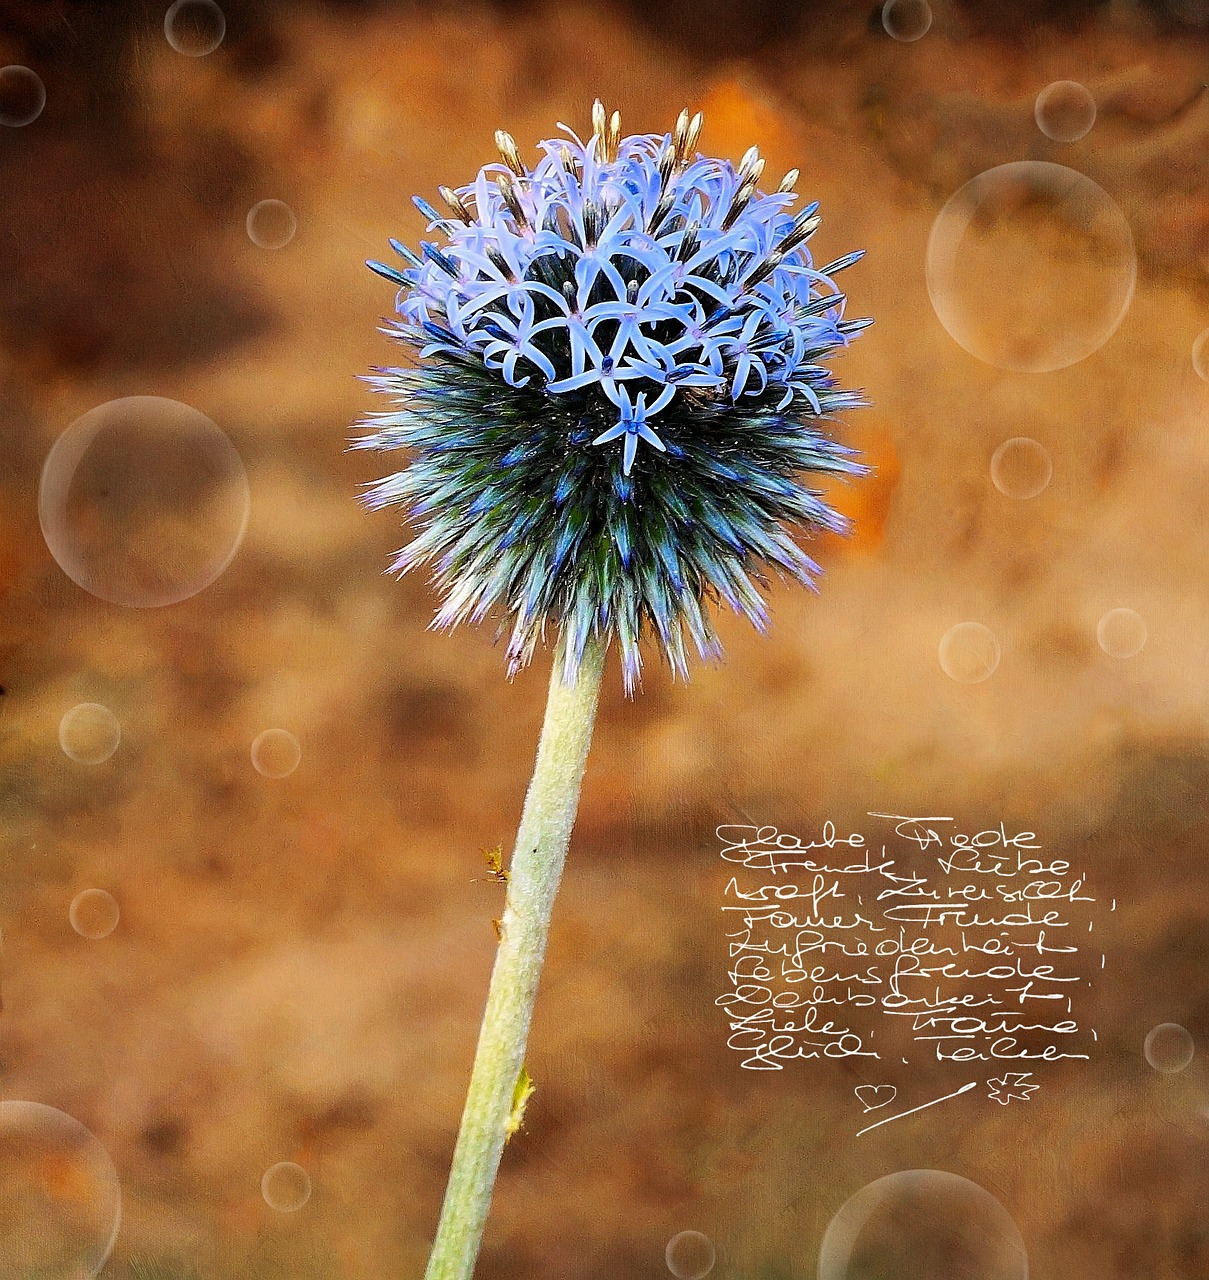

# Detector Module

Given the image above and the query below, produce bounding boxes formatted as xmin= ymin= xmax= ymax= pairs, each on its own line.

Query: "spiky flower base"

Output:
xmin=357 ymin=101 xmax=869 ymax=692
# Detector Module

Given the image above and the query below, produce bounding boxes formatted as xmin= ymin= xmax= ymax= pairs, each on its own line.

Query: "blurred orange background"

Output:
xmin=1 ymin=1 xmax=1209 ymax=1277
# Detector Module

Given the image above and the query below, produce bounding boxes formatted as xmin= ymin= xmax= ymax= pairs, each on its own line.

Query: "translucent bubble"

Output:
xmin=251 ymin=729 xmax=301 ymax=779
xmin=0 ymin=66 xmax=46 ymax=128
xmin=247 ymin=200 xmax=298 ymax=250
xmin=1193 ymin=328 xmax=1209 ymax=382
xmin=1096 ymin=608 xmax=1146 ymax=658
xmin=164 ymin=0 xmax=226 ymax=57
xmin=882 ymin=0 xmax=932 ymax=40
xmin=666 ymin=1230 xmax=716 ymax=1279
xmin=0 ymin=1101 xmax=121 ymax=1279
xmin=991 ymin=437 xmax=1052 ymax=499
xmin=69 ymin=890 xmax=120 ymax=941
xmin=59 ymin=703 xmax=121 ymax=764
xmin=261 ymin=1162 xmax=311 ymax=1212
xmin=1145 ymin=1022 xmax=1195 ymax=1073
xmin=818 ymin=1170 xmax=1028 ymax=1280
xmin=938 ymin=622 xmax=1001 ymax=683
xmin=1034 ymin=80 xmax=1096 ymax=142
xmin=39 ymin=397 xmax=249 ymax=608
xmin=926 ymin=162 xmax=1136 ymax=372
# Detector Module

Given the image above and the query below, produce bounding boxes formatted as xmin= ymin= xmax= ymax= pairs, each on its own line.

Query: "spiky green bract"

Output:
xmin=355 ymin=105 xmax=870 ymax=692
xmin=359 ymin=355 xmax=861 ymax=691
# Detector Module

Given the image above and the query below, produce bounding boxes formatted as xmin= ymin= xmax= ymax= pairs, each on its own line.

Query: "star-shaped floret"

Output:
xmin=591 ymin=383 xmax=675 ymax=475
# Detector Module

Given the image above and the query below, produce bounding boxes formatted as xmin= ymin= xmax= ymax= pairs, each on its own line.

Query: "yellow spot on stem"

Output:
xmin=505 ymin=1065 xmax=535 ymax=1144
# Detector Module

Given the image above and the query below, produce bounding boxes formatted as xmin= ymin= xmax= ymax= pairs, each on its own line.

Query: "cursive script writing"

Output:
xmin=716 ymin=814 xmax=1102 ymax=1123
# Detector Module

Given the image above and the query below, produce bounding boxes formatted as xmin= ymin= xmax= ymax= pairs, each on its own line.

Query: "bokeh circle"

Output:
xmin=70 ymin=890 xmax=120 ymax=941
xmin=665 ymin=1230 xmax=716 ymax=1278
xmin=39 ymin=397 xmax=249 ymax=608
xmin=1034 ymin=80 xmax=1096 ymax=142
xmin=262 ymin=1162 xmax=311 ymax=1212
xmin=1193 ymin=327 xmax=1209 ymax=382
xmin=251 ymin=729 xmax=301 ymax=779
xmin=59 ymin=703 xmax=121 ymax=764
xmin=0 ymin=66 xmax=46 ymax=128
xmin=991 ymin=437 xmax=1052 ymax=499
xmin=1144 ymin=1023 xmax=1194 ymax=1074
xmin=0 ymin=1101 xmax=121 ymax=1279
xmin=164 ymin=0 xmax=226 ymax=57
xmin=882 ymin=0 xmax=933 ymax=41
xmin=939 ymin=622 xmax=1001 ymax=683
xmin=926 ymin=162 xmax=1136 ymax=372
xmin=1096 ymin=608 xmax=1146 ymax=658
xmin=247 ymin=200 xmax=298 ymax=249
xmin=818 ymin=1170 xmax=1028 ymax=1280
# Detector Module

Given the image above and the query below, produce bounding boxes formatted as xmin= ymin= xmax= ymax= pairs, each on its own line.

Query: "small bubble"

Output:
xmin=39 ymin=397 xmax=249 ymax=608
xmin=1193 ymin=327 xmax=1209 ymax=382
xmin=1096 ymin=608 xmax=1146 ymax=658
xmin=164 ymin=0 xmax=226 ymax=57
xmin=991 ymin=437 xmax=1052 ymax=499
xmin=251 ymin=729 xmax=301 ymax=779
xmin=70 ymin=890 xmax=120 ymax=940
xmin=59 ymin=703 xmax=121 ymax=764
xmin=247 ymin=200 xmax=297 ymax=249
xmin=0 ymin=65 xmax=46 ymax=127
xmin=1144 ymin=1022 xmax=1194 ymax=1073
xmin=882 ymin=0 xmax=932 ymax=40
xmin=926 ymin=162 xmax=1136 ymax=372
xmin=262 ymin=1161 xmax=311 ymax=1212
xmin=1034 ymin=80 xmax=1096 ymax=142
xmin=665 ymin=1230 xmax=716 ymax=1279
xmin=938 ymin=622 xmax=1001 ymax=683
xmin=0 ymin=1101 xmax=121 ymax=1278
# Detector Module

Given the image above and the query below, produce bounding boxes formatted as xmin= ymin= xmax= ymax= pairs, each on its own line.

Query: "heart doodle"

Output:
xmin=855 ymin=1085 xmax=897 ymax=1112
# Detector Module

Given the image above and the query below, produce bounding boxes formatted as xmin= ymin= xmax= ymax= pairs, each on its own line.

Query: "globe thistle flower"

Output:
xmin=356 ymin=100 xmax=869 ymax=693
xmin=355 ymin=102 xmax=871 ymax=1280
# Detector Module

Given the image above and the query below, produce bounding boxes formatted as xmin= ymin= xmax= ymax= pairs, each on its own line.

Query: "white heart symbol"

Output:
xmin=855 ymin=1085 xmax=897 ymax=1112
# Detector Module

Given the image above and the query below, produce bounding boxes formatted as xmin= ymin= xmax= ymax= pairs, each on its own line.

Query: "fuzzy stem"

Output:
xmin=422 ymin=633 xmax=607 ymax=1280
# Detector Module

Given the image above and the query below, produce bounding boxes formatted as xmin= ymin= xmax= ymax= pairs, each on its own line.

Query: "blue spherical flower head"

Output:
xmin=356 ymin=101 xmax=871 ymax=693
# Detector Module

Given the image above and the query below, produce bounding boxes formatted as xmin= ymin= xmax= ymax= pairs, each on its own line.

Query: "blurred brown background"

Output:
xmin=1 ymin=0 xmax=1209 ymax=1276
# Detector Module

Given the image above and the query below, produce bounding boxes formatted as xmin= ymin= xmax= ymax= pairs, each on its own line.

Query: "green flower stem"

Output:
xmin=423 ymin=632 xmax=607 ymax=1280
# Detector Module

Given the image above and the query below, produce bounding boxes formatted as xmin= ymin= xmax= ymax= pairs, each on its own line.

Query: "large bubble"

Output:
xmin=1193 ymin=327 xmax=1209 ymax=383
xmin=818 ymin=1170 xmax=1028 ymax=1280
xmin=247 ymin=200 xmax=298 ymax=249
xmin=70 ymin=890 xmax=120 ymax=941
xmin=882 ymin=0 xmax=932 ymax=40
xmin=39 ymin=397 xmax=249 ymax=608
xmin=0 ymin=1101 xmax=121 ymax=1279
xmin=262 ymin=1162 xmax=311 ymax=1212
xmin=1096 ymin=608 xmax=1146 ymax=658
xmin=926 ymin=162 xmax=1136 ymax=372
xmin=1144 ymin=1023 xmax=1194 ymax=1074
xmin=991 ymin=437 xmax=1052 ymax=499
xmin=59 ymin=703 xmax=121 ymax=764
xmin=251 ymin=729 xmax=301 ymax=779
xmin=164 ymin=0 xmax=226 ymax=57
xmin=666 ymin=1230 xmax=716 ymax=1278
xmin=939 ymin=622 xmax=1001 ymax=683
xmin=0 ymin=66 xmax=46 ymax=128
xmin=1034 ymin=81 xmax=1096 ymax=142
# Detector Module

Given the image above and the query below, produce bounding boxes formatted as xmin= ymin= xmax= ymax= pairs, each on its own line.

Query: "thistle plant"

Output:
xmin=355 ymin=100 xmax=868 ymax=1280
